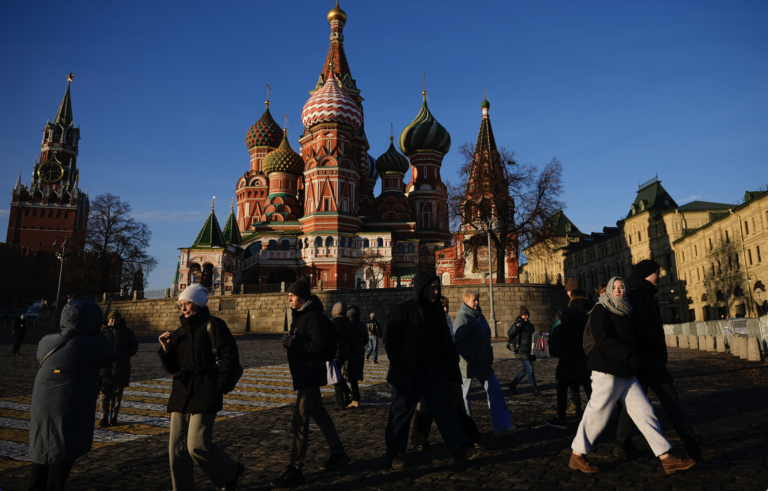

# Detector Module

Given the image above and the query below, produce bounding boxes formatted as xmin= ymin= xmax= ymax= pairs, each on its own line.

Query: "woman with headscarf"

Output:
xmin=28 ymin=301 xmax=117 ymax=491
xmin=568 ymin=277 xmax=695 ymax=476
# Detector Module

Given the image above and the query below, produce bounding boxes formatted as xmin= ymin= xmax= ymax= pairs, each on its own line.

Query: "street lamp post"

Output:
xmin=484 ymin=220 xmax=496 ymax=327
xmin=50 ymin=237 xmax=70 ymax=330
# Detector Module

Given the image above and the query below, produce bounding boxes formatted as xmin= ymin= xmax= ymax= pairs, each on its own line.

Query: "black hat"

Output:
xmin=287 ymin=276 xmax=311 ymax=301
xmin=634 ymin=260 xmax=660 ymax=279
xmin=520 ymin=305 xmax=530 ymax=317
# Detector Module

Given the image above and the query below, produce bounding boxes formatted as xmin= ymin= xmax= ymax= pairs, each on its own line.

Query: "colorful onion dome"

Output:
xmin=367 ymin=153 xmax=379 ymax=182
xmin=376 ymin=136 xmax=410 ymax=174
xmin=301 ymin=72 xmax=362 ymax=130
xmin=262 ymin=132 xmax=305 ymax=176
xmin=327 ymin=0 xmax=347 ymax=23
xmin=399 ymin=91 xmax=451 ymax=156
xmin=246 ymin=104 xmax=283 ymax=150
xmin=481 ymin=97 xmax=490 ymax=109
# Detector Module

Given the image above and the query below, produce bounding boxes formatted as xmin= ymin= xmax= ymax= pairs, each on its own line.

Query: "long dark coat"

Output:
xmin=287 ymin=295 xmax=329 ymax=390
xmin=158 ymin=307 xmax=240 ymax=414
xmin=12 ymin=316 xmax=27 ymax=338
xmin=383 ymin=271 xmax=461 ymax=394
xmin=100 ymin=319 xmax=139 ymax=386
xmin=342 ymin=307 xmax=366 ymax=382
xmin=30 ymin=301 xmax=117 ymax=465
xmin=553 ymin=298 xmax=592 ymax=383
xmin=625 ymin=274 xmax=673 ymax=384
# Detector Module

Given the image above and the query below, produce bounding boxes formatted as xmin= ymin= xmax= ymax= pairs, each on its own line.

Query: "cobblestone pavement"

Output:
xmin=1 ymin=330 xmax=767 ymax=490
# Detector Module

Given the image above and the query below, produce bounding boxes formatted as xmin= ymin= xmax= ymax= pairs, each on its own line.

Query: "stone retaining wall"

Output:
xmin=35 ymin=284 xmax=568 ymax=337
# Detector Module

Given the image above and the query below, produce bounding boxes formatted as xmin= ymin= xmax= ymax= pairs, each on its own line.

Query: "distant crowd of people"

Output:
xmin=23 ymin=258 xmax=710 ymax=490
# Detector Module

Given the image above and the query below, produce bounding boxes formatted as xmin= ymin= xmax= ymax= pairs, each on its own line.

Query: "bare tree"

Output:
xmin=446 ymin=142 xmax=564 ymax=283
xmin=354 ymin=249 xmax=388 ymax=288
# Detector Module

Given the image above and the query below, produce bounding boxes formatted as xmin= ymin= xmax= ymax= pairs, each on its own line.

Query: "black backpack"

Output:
xmin=323 ymin=316 xmax=338 ymax=362
xmin=205 ymin=318 xmax=244 ymax=394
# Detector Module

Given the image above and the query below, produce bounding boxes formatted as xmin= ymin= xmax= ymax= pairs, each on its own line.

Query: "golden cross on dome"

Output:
xmin=66 ymin=72 xmax=75 ymax=83
xmin=266 ymin=83 xmax=271 ymax=106
xmin=484 ymin=83 xmax=487 ymax=99
xmin=212 ymin=196 xmax=215 ymax=210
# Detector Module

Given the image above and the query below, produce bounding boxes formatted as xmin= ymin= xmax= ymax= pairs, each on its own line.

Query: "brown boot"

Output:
xmin=569 ymin=453 xmax=598 ymax=474
xmin=661 ymin=455 xmax=696 ymax=475
xmin=346 ymin=400 xmax=359 ymax=408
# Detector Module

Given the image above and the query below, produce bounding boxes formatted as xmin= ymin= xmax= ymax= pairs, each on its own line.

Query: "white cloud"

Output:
xmin=132 ymin=210 xmax=206 ymax=222
xmin=678 ymin=194 xmax=709 ymax=205
xmin=0 ymin=209 xmax=8 ymax=218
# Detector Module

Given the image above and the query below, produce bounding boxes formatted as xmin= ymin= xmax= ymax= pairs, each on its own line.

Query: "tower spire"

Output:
xmin=13 ymin=170 xmax=21 ymax=192
xmin=54 ymin=73 xmax=74 ymax=126
xmin=266 ymin=83 xmax=271 ymax=108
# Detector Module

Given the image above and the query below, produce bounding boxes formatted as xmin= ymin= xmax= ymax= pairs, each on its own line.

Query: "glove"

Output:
xmin=627 ymin=355 xmax=643 ymax=375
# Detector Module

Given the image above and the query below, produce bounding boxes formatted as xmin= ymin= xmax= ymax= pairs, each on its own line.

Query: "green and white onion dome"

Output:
xmin=376 ymin=136 xmax=410 ymax=174
xmin=399 ymin=91 xmax=451 ymax=156
xmin=262 ymin=132 xmax=304 ymax=176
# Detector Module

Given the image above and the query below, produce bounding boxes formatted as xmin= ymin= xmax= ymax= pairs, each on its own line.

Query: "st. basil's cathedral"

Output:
xmin=174 ymin=1 xmax=518 ymax=293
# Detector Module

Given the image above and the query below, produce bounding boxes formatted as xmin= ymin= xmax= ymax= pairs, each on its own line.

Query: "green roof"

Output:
xmin=628 ymin=178 xmax=677 ymax=217
xmin=192 ymin=207 xmax=225 ymax=247
xmin=173 ymin=260 xmax=180 ymax=283
xmin=222 ymin=206 xmax=242 ymax=245
xmin=54 ymin=82 xmax=73 ymax=127
xmin=475 ymin=100 xmax=497 ymax=154
xmin=674 ymin=200 xmax=730 ymax=212
xmin=546 ymin=210 xmax=586 ymax=236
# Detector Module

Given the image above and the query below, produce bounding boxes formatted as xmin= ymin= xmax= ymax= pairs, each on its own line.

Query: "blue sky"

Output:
xmin=1 ymin=0 xmax=766 ymax=289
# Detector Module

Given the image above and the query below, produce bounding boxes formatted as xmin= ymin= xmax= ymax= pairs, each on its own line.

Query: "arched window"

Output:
xmin=340 ymin=237 xmax=346 ymax=248
xmin=363 ymin=238 xmax=370 ymax=248
xmin=281 ymin=240 xmax=290 ymax=251
xmin=734 ymin=286 xmax=744 ymax=297
xmin=250 ymin=242 xmax=262 ymax=254
xmin=325 ymin=236 xmax=334 ymax=247
xmin=297 ymin=240 xmax=303 ymax=250
xmin=315 ymin=237 xmax=323 ymax=247
xmin=701 ymin=293 xmax=708 ymax=302
xmin=304 ymin=238 xmax=309 ymax=248
xmin=268 ymin=240 xmax=277 ymax=250
xmin=397 ymin=244 xmax=405 ymax=253
xmin=716 ymin=290 xmax=725 ymax=301
xmin=407 ymin=244 xmax=414 ymax=253
xmin=377 ymin=238 xmax=384 ymax=247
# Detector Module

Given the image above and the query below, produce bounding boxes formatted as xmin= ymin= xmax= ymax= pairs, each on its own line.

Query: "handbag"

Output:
xmin=206 ymin=318 xmax=244 ymax=394
xmin=326 ymin=360 xmax=341 ymax=384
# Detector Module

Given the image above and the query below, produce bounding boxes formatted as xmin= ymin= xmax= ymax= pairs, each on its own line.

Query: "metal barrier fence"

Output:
xmin=137 ymin=289 xmax=166 ymax=300
xmin=663 ymin=315 xmax=768 ymax=355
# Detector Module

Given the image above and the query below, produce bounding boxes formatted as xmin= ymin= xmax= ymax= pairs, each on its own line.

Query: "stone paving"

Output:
xmin=1 ymin=327 xmax=767 ymax=490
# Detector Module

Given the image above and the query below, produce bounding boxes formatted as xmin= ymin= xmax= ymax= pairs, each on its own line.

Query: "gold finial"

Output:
xmin=212 ymin=196 xmax=215 ymax=211
xmin=327 ymin=0 xmax=347 ymax=24
xmin=231 ymin=198 xmax=234 ymax=211
xmin=266 ymin=83 xmax=271 ymax=107
xmin=284 ymin=114 xmax=288 ymax=131
xmin=66 ymin=72 xmax=75 ymax=83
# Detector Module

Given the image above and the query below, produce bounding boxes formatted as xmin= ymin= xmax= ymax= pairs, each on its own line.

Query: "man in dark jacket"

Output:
xmin=158 ymin=283 xmax=244 ymax=491
xmin=11 ymin=314 xmax=27 ymax=355
xmin=382 ymin=270 xmax=484 ymax=469
xmin=365 ymin=312 xmax=380 ymax=363
xmin=344 ymin=305 xmax=366 ymax=408
xmin=271 ymin=277 xmax=349 ymax=488
xmin=99 ymin=311 xmax=138 ymax=427
xmin=545 ymin=289 xmax=592 ymax=430
xmin=615 ymin=260 xmax=703 ymax=461
xmin=507 ymin=307 xmax=542 ymax=397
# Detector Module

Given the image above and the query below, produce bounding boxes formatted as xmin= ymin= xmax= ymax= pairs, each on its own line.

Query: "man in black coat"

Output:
xmin=271 ymin=277 xmax=349 ymax=489
xmin=614 ymin=260 xmax=703 ymax=461
xmin=158 ymin=283 xmax=243 ymax=491
xmin=99 ymin=311 xmax=138 ymax=427
xmin=11 ymin=314 xmax=27 ymax=355
xmin=382 ymin=270 xmax=484 ymax=469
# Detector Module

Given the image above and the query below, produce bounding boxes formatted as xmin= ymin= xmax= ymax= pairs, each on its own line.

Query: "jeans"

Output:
xmin=557 ymin=378 xmax=592 ymax=420
xmin=616 ymin=381 xmax=699 ymax=450
xmin=27 ymin=461 xmax=75 ymax=491
xmin=366 ymin=335 xmax=379 ymax=361
xmin=99 ymin=383 xmax=125 ymax=420
xmin=514 ymin=360 xmax=536 ymax=387
xmin=461 ymin=373 xmax=513 ymax=432
xmin=572 ymin=371 xmax=672 ymax=457
xmin=169 ymin=413 xmax=239 ymax=491
xmin=385 ymin=368 xmax=470 ymax=456
xmin=291 ymin=387 xmax=344 ymax=464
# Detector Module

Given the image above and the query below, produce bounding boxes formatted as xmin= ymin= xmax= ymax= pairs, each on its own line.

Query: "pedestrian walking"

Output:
xmin=568 ymin=276 xmax=695 ymax=476
xmin=29 ymin=300 xmax=117 ymax=491
xmin=454 ymin=290 xmax=517 ymax=438
xmin=99 ymin=311 xmax=138 ymax=427
xmin=614 ymin=260 xmax=707 ymax=461
xmin=345 ymin=305 xmax=367 ymax=408
xmin=365 ymin=312 xmax=380 ymax=363
xmin=562 ymin=279 xmax=586 ymax=414
xmin=157 ymin=283 xmax=244 ymax=491
xmin=507 ymin=307 xmax=542 ymax=397
xmin=330 ymin=302 xmax=357 ymax=410
xmin=12 ymin=313 xmax=27 ymax=355
xmin=271 ymin=277 xmax=349 ymax=488
xmin=545 ymin=288 xmax=593 ymax=430
xmin=382 ymin=270 xmax=485 ymax=469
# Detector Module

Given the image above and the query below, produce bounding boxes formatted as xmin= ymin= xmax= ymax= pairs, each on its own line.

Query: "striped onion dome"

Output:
xmin=367 ymin=153 xmax=379 ymax=182
xmin=246 ymin=104 xmax=283 ymax=150
xmin=262 ymin=132 xmax=305 ymax=176
xmin=301 ymin=72 xmax=362 ymax=130
xmin=376 ymin=136 xmax=409 ymax=174
xmin=399 ymin=91 xmax=451 ymax=156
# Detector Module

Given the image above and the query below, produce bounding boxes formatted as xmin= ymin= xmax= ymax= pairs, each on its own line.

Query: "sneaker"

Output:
xmin=453 ymin=442 xmax=486 ymax=463
xmin=410 ymin=443 xmax=430 ymax=452
xmin=494 ymin=426 xmax=518 ymax=438
xmin=545 ymin=417 xmax=567 ymax=430
xmin=384 ymin=449 xmax=406 ymax=469
xmin=320 ymin=452 xmax=350 ymax=471
xmin=569 ymin=453 xmax=598 ymax=473
xmin=270 ymin=463 xmax=305 ymax=488
xmin=661 ymin=455 xmax=696 ymax=475
xmin=612 ymin=439 xmax=644 ymax=460
xmin=221 ymin=462 xmax=245 ymax=490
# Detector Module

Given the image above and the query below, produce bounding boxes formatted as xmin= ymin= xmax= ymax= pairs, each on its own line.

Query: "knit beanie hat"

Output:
xmin=634 ymin=259 xmax=660 ymax=279
xmin=347 ymin=305 xmax=360 ymax=322
xmin=564 ymin=277 xmax=579 ymax=292
xmin=178 ymin=283 xmax=209 ymax=307
xmin=287 ymin=276 xmax=311 ymax=301
xmin=520 ymin=305 xmax=530 ymax=317
xmin=107 ymin=311 xmax=121 ymax=319
xmin=331 ymin=301 xmax=347 ymax=319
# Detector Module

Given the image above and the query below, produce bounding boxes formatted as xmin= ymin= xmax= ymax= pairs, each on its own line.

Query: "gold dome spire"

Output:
xmin=327 ymin=0 xmax=347 ymax=24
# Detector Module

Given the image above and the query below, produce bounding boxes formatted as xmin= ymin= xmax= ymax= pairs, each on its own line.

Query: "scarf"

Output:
xmin=595 ymin=276 xmax=633 ymax=316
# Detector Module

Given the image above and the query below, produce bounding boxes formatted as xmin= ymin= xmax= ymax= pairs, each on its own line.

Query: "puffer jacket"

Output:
xmin=507 ymin=316 xmax=536 ymax=361
xmin=287 ymin=295 xmax=329 ymax=390
xmin=30 ymin=301 xmax=117 ymax=465
xmin=100 ymin=319 xmax=139 ymax=386
xmin=453 ymin=302 xmax=494 ymax=379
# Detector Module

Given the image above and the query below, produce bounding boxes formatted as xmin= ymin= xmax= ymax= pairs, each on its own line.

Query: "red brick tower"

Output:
xmin=6 ymin=74 xmax=89 ymax=254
